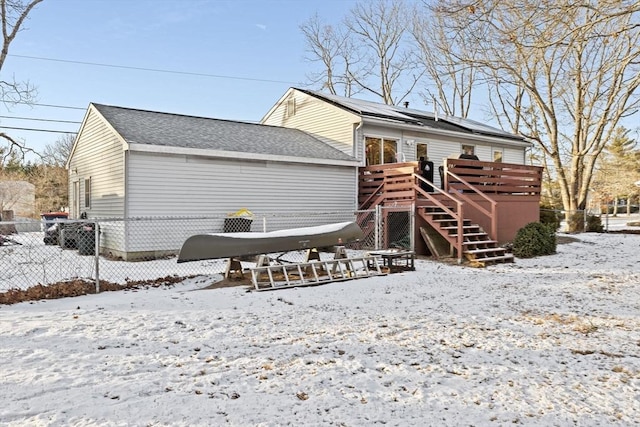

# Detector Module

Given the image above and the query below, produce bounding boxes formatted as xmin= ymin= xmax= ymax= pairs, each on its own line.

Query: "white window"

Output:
xmin=493 ymin=149 xmax=503 ymax=162
xmin=365 ymin=137 xmax=398 ymax=165
xmin=285 ymin=98 xmax=296 ymax=117
xmin=416 ymin=143 xmax=428 ymax=160
xmin=461 ymin=144 xmax=476 ymax=156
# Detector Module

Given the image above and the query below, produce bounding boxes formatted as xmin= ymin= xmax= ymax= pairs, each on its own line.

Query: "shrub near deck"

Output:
xmin=513 ymin=222 xmax=557 ymax=258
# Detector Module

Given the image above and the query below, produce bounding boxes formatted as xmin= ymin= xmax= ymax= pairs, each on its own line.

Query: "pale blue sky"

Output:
xmin=10 ymin=0 xmax=636 ymax=161
xmin=5 ymin=0 xmax=382 ymax=156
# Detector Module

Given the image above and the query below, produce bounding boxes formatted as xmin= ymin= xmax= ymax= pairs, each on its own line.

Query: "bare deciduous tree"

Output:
xmin=411 ymin=7 xmax=478 ymax=118
xmin=41 ymin=133 xmax=74 ymax=167
xmin=301 ymin=0 xmax=423 ymax=106
xmin=300 ymin=14 xmax=363 ymax=97
xmin=0 ymin=0 xmax=45 ymax=160
xmin=432 ymin=0 xmax=640 ymax=231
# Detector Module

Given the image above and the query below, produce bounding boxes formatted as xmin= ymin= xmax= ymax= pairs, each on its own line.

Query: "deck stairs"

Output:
xmin=417 ymin=202 xmax=513 ymax=267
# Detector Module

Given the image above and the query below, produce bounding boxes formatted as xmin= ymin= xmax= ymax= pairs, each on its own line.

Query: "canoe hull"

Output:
xmin=177 ymin=221 xmax=364 ymax=263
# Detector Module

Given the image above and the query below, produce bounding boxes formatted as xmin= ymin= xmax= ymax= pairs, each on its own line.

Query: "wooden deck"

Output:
xmin=358 ymin=160 xmax=543 ymax=264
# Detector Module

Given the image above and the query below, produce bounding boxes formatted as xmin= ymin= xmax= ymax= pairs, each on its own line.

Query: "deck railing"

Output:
xmin=359 ymin=160 xmax=542 ymax=203
xmin=358 ymin=163 xmax=416 ymax=210
xmin=359 ymin=160 xmax=543 ymax=250
xmin=444 ymin=158 xmax=542 ymax=195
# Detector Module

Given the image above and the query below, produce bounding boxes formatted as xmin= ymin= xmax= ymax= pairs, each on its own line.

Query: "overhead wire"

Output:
xmin=9 ymin=54 xmax=304 ymax=85
xmin=0 ymin=115 xmax=81 ymax=124
xmin=4 ymin=53 xmax=305 ymax=135
xmin=0 ymin=126 xmax=77 ymax=134
xmin=13 ymin=101 xmax=86 ymax=110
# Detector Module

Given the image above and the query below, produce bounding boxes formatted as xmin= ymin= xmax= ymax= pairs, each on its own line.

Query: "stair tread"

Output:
xmin=465 ymin=247 xmax=508 ymax=254
xmin=471 ymin=255 xmax=514 ymax=261
xmin=462 ymin=240 xmax=497 ymax=245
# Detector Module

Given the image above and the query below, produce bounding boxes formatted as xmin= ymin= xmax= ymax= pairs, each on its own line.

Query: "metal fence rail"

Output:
xmin=0 ymin=210 xmax=385 ymax=292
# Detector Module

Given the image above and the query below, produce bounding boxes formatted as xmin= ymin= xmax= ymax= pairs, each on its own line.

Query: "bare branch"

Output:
xmin=432 ymin=0 xmax=640 ymax=230
xmin=300 ymin=0 xmax=424 ymax=105
xmin=0 ymin=131 xmax=39 ymax=164
xmin=0 ymin=0 xmax=45 ymax=156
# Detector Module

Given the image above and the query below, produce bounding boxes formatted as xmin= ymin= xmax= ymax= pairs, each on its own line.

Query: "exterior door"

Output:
xmin=73 ymin=181 xmax=79 ymax=218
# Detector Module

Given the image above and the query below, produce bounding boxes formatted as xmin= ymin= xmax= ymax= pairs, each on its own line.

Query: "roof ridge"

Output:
xmin=91 ymin=103 xmax=296 ymax=130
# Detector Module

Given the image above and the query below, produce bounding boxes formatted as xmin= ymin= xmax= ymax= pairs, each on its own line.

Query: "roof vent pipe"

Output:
xmin=433 ymin=96 xmax=438 ymax=121
xmin=403 ymin=101 xmax=409 ymax=108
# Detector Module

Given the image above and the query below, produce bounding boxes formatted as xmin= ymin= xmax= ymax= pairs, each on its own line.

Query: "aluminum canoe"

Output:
xmin=177 ymin=221 xmax=363 ymax=263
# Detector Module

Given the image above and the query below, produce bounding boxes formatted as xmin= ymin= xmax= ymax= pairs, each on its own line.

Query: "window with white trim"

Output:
xmin=365 ymin=137 xmax=398 ymax=165
xmin=493 ymin=149 xmax=503 ymax=162
xmin=285 ymin=98 xmax=296 ymax=117
xmin=416 ymin=143 xmax=428 ymax=160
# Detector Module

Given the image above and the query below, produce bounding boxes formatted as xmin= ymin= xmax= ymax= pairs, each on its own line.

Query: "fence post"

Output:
xmin=410 ymin=202 xmax=415 ymax=252
xmin=94 ymin=222 xmax=100 ymax=293
xmin=375 ymin=205 xmax=381 ymax=250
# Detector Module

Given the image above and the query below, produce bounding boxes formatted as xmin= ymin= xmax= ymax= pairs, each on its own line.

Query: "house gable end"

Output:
xmin=91 ymin=103 xmax=356 ymax=164
xmin=67 ymin=104 xmax=129 ymax=167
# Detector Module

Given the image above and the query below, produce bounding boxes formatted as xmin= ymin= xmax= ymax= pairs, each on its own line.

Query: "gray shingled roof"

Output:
xmin=92 ymin=104 xmax=356 ymax=162
xmin=299 ymin=89 xmax=525 ymax=141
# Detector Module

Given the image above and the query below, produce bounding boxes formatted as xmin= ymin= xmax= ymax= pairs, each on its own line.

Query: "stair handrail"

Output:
xmin=446 ymin=170 xmax=498 ymax=241
xmin=358 ymin=165 xmax=414 ymax=210
xmin=414 ymin=173 xmax=464 ymax=262
xmin=358 ymin=181 xmax=385 ymax=210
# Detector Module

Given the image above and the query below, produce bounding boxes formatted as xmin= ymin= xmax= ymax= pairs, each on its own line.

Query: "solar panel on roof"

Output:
xmin=303 ymin=89 xmax=523 ymax=140
xmin=441 ymin=115 xmax=516 ymax=137
xmin=308 ymin=91 xmax=421 ymax=123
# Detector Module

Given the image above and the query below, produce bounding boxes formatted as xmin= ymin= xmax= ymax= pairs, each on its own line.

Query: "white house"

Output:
xmin=262 ymin=89 xmax=543 ymax=261
xmin=261 ymin=88 xmax=532 ymax=190
xmin=66 ymin=103 xmax=360 ymax=260
xmin=67 ymin=92 xmax=538 ymax=261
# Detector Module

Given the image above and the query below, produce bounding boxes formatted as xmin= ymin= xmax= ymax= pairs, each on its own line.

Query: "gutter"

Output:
xmin=353 ymin=120 xmax=364 ymax=211
xmin=362 ymin=117 xmax=532 ymax=148
xmin=125 ymin=143 xmax=360 ymax=168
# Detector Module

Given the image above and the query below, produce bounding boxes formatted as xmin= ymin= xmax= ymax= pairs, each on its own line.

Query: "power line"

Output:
xmin=0 ymin=126 xmax=77 ymax=134
xmin=12 ymin=101 xmax=86 ymax=110
xmin=9 ymin=54 xmax=304 ymax=85
xmin=0 ymin=115 xmax=81 ymax=124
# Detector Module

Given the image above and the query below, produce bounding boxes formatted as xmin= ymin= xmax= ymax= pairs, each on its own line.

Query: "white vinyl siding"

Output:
xmin=261 ymin=90 xmax=360 ymax=156
xmin=126 ymin=151 xmax=356 ymax=217
xmin=503 ymin=147 xmax=526 ymax=164
xmin=67 ymin=108 xmax=125 ymax=219
xmin=122 ymin=151 xmax=357 ymax=254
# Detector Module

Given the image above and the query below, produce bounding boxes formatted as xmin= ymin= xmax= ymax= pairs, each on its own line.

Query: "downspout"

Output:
xmin=123 ymin=149 xmax=129 ymax=255
xmin=354 ymin=121 xmax=364 ymax=211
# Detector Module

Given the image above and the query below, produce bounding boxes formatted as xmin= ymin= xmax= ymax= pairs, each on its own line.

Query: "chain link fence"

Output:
xmin=540 ymin=207 xmax=640 ymax=232
xmin=379 ymin=205 xmax=414 ymax=251
xmin=1 ymin=210 xmax=390 ymax=292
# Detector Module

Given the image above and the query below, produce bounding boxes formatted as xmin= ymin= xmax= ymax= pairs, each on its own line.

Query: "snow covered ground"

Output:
xmin=1 ymin=232 xmax=639 ymax=426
